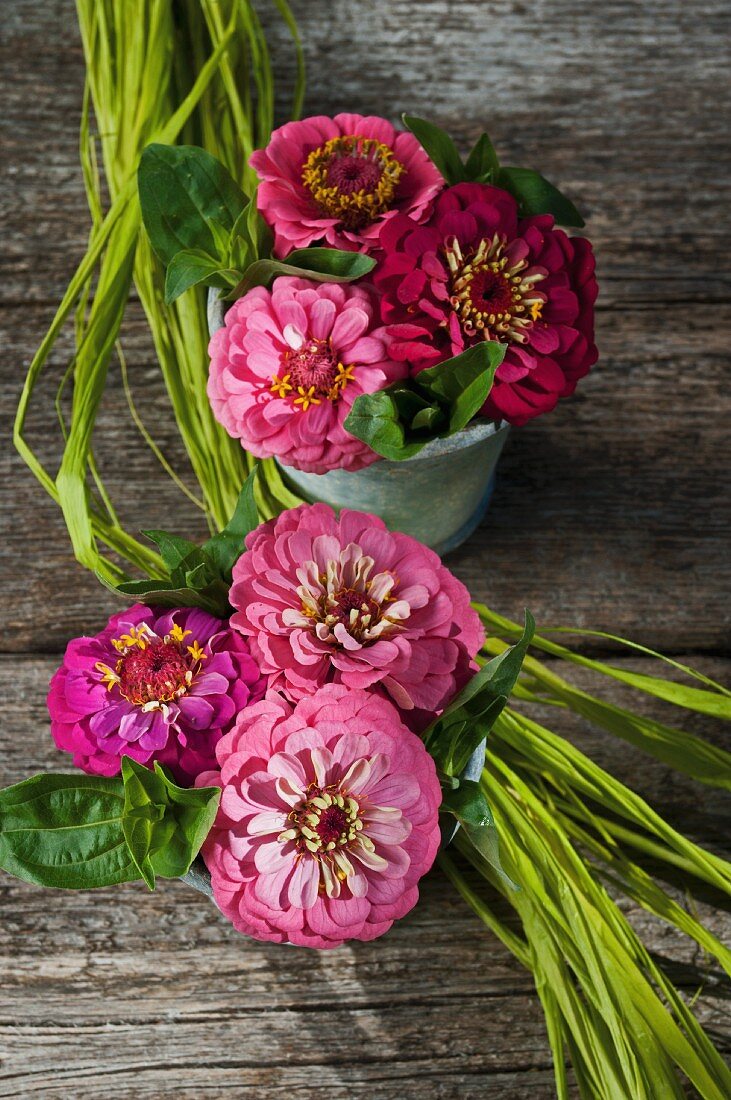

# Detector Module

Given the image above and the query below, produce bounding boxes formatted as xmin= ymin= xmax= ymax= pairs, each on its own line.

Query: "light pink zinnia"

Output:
xmin=199 ymin=685 xmax=442 ymax=948
xmin=47 ymin=605 xmax=265 ymax=785
xmin=376 ymin=182 xmax=598 ymax=425
xmin=230 ymin=504 xmax=484 ymax=726
xmin=249 ymin=113 xmax=444 ymax=257
xmin=207 ymin=278 xmax=406 ymax=473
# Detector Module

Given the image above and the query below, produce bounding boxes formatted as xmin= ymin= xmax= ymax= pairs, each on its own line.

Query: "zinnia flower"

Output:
xmin=376 ymin=182 xmax=598 ymax=425
xmin=249 ymin=113 xmax=444 ymax=257
xmin=207 ymin=278 xmax=406 ymax=473
xmin=199 ymin=685 xmax=442 ymax=948
xmin=48 ymin=605 xmax=265 ymax=784
xmin=230 ymin=504 xmax=484 ymax=724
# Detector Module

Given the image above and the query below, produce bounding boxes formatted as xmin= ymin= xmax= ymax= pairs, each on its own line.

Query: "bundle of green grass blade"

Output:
xmin=14 ymin=4 xmax=730 ymax=1097
xmin=14 ymin=0 xmax=304 ymax=585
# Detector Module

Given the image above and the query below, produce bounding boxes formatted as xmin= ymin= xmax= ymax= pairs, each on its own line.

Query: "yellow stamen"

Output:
xmin=186 ymin=640 xmax=207 ymax=663
xmin=94 ymin=662 xmax=119 ymax=691
xmin=111 ymin=624 xmax=153 ymax=653
xmin=270 ymin=373 xmax=293 ymax=399
xmin=293 ymin=385 xmax=322 ymax=411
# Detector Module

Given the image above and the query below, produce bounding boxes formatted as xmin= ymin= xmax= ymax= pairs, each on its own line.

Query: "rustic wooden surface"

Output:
xmin=0 ymin=0 xmax=729 ymax=1096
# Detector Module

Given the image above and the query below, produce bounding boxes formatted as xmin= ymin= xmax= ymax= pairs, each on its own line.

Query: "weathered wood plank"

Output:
xmin=1 ymin=1 xmax=730 ymax=302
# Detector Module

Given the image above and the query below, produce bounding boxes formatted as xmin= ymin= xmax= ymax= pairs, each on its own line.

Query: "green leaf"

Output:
xmin=244 ymin=201 xmax=273 ymax=260
xmin=121 ymin=757 xmax=165 ymax=889
xmin=142 ymin=529 xmax=201 ymax=573
xmin=285 ymin=248 xmax=376 ymax=279
xmin=121 ymin=758 xmax=220 ymax=883
xmin=202 ymin=466 xmax=260 ymax=581
xmin=464 ymin=132 xmax=500 ymax=183
xmin=440 ymin=779 xmax=518 ymax=890
xmin=441 ymin=779 xmax=492 ymax=828
xmin=411 ymin=404 xmax=443 ymax=432
xmin=138 ymin=144 xmax=247 ymax=266
xmin=402 ymin=114 xmax=466 ymax=185
xmin=343 ymin=389 xmax=428 ymax=461
xmin=498 ymin=166 xmax=585 ymax=227
xmin=0 ymin=774 xmax=136 ymax=889
xmin=113 ymin=578 xmax=229 ymax=617
xmin=230 ymin=247 xmax=375 ymax=298
xmin=418 ymin=342 xmax=506 ymax=433
xmin=163 ymin=249 xmax=239 ymax=304
xmin=425 ymin=610 xmax=535 ymax=776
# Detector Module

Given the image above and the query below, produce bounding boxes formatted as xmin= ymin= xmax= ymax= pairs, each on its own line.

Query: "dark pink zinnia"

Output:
xmin=249 ymin=113 xmax=444 ymax=257
xmin=47 ymin=605 xmax=266 ymax=785
xmin=199 ymin=685 xmax=442 ymax=948
xmin=229 ymin=503 xmax=484 ymax=726
xmin=375 ymin=182 xmax=598 ymax=425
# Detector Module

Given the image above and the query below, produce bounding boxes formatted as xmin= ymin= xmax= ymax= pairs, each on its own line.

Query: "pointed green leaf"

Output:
xmin=121 ymin=757 xmax=165 ymax=889
xmin=411 ymin=404 xmax=443 ymax=431
xmin=0 ymin=774 xmax=136 ymax=889
xmin=441 ymin=779 xmax=493 ymax=828
xmin=138 ymin=144 xmax=247 ymax=266
xmin=148 ymin=764 xmax=220 ymax=879
xmin=440 ymin=779 xmax=518 ymax=889
xmin=230 ymin=248 xmax=375 ymax=297
xmin=418 ymin=341 xmax=506 ymax=432
xmin=464 ymin=132 xmax=500 ymax=182
xmin=425 ymin=610 xmax=535 ymax=775
xmin=202 ymin=466 xmax=260 ymax=581
xmin=343 ymin=390 xmax=428 ymax=461
xmin=284 ymin=248 xmax=376 ymax=279
xmin=142 ymin=530 xmax=201 ymax=573
xmin=121 ymin=758 xmax=220 ymax=881
xmin=164 ymin=249 xmax=239 ymax=304
xmin=498 ymin=166 xmax=585 ymax=227
xmin=113 ymin=578 xmax=228 ymax=617
xmin=245 ymin=201 xmax=274 ymax=260
xmin=402 ymin=114 xmax=466 ymax=185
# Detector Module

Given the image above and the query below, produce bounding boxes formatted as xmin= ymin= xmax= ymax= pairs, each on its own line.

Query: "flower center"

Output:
xmin=445 ymin=234 xmax=547 ymax=344
xmin=270 ymin=339 xmax=355 ymax=411
xmin=281 ymin=786 xmax=364 ymax=856
xmin=284 ymin=545 xmax=412 ymax=647
xmin=116 ymin=642 xmax=189 ymax=706
xmin=327 ymin=587 xmax=384 ymax=642
xmin=301 ymin=135 xmax=405 ymax=229
xmin=95 ymin=623 xmax=206 ymax=708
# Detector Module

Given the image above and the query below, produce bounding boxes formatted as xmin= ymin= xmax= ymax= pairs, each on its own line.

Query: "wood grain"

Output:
xmin=0 ymin=0 xmax=729 ymax=1096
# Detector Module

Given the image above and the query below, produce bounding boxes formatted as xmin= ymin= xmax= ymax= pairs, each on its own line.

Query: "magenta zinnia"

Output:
xmin=207 ymin=277 xmax=405 ymax=473
xmin=47 ymin=605 xmax=265 ymax=784
xmin=199 ymin=685 xmax=442 ymax=948
xmin=230 ymin=504 xmax=484 ymax=725
xmin=249 ymin=113 xmax=444 ymax=257
xmin=376 ymin=182 xmax=598 ymax=425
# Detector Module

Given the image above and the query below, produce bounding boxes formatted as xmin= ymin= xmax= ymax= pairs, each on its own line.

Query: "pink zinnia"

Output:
xmin=207 ymin=278 xmax=405 ymax=473
xmin=249 ymin=113 xmax=444 ymax=257
xmin=47 ymin=605 xmax=265 ymax=784
xmin=230 ymin=504 xmax=484 ymax=725
xmin=199 ymin=685 xmax=442 ymax=948
xmin=376 ymin=182 xmax=598 ymax=425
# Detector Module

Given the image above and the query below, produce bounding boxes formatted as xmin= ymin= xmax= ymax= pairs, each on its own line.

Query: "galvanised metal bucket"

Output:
xmin=208 ymin=290 xmax=510 ymax=556
xmin=277 ymin=421 xmax=509 ymax=555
